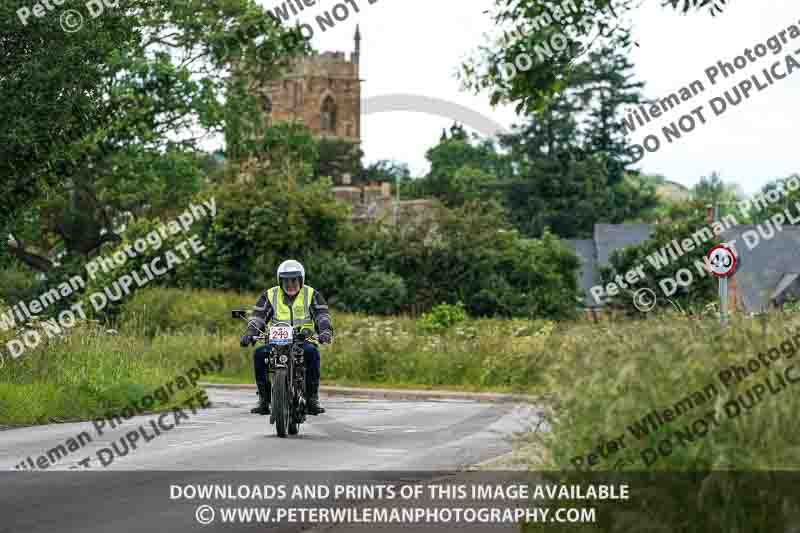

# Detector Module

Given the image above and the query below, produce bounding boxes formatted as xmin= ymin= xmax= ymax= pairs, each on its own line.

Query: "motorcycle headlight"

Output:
xmin=279 ymin=354 xmax=288 ymax=363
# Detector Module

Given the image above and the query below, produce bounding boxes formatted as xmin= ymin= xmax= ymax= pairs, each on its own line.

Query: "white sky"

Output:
xmin=252 ymin=0 xmax=800 ymax=195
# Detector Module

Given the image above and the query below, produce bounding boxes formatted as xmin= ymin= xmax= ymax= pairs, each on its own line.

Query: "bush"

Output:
xmin=77 ymin=216 xmax=205 ymax=323
xmin=65 ymin=178 xmax=579 ymax=321
xmin=309 ymin=253 xmax=407 ymax=315
xmin=417 ymin=302 xmax=467 ymax=334
xmin=357 ymin=270 xmax=408 ymax=315
xmin=602 ymin=207 xmax=715 ymax=314
xmin=310 ymin=252 xmax=365 ymax=311
xmin=0 ymin=263 xmax=42 ymax=306
xmin=189 ymin=177 xmax=350 ymax=291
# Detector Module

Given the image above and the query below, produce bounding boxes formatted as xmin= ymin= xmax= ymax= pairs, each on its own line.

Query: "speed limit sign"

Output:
xmin=706 ymin=244 xmax=737 ymax=278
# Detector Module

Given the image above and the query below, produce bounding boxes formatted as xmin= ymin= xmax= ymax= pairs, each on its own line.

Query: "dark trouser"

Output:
xmin=253 ymin=342 xmax=321 ymax=403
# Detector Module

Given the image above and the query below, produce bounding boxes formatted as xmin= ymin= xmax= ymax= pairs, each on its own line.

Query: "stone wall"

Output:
xmin=258 ymin=51 xmax=361 ymax=145
xmin=332 ymin=184 xmax=439 ymax=225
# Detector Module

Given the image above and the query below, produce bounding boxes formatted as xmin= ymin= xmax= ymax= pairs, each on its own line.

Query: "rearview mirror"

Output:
xmin=231 ymin=309 xmax=248 ymax=319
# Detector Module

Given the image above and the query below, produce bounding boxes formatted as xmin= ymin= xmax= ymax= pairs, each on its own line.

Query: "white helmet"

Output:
xmin=277 ymin=259 xmax=305 ymax=291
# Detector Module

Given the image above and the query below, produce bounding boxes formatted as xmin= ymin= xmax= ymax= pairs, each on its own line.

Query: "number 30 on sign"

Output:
xmin=706 ymin=244 xmax=737 ymax=278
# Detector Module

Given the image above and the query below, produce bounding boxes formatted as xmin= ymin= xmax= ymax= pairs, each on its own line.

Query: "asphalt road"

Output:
xmin=1 ymin=388 xmax=540 ymax=533
xmin=2 ymin=388 xmax=538 ymax=471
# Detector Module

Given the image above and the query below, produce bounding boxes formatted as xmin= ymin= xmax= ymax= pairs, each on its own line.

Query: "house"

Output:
xmin=720 ymin=224 xmax=800 ymax=313
xmin=567 ymin=218 xmax=800 ymax=315
xmin=566 ymin=223 xmax=654 ymax=310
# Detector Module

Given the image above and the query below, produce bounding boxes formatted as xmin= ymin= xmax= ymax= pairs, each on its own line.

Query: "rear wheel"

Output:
xmin=272 ymin=369 xmax=290 ymax=438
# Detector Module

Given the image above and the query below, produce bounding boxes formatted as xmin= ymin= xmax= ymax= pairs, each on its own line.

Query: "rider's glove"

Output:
xmin=318 ymin=331 xmax=332 ymax=345
xmin=240 ymin=334 xmax=254 ymax=347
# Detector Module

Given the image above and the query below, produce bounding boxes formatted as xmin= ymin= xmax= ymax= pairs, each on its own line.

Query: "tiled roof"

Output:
xmin=721 ymin=225 xmax=800 ymax=313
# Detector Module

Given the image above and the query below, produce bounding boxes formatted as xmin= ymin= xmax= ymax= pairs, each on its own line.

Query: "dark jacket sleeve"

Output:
xmin=244 ymin=291 xmax=274 ymax=336
xmin=310 ymin=291 xmax=333 ymax=336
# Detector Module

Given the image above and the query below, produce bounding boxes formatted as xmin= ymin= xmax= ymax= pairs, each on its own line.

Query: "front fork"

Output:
xmin=292 ymin=343 xmax=307 ymax=423
xmin=267 ymin=344 xmax=307 ymax=424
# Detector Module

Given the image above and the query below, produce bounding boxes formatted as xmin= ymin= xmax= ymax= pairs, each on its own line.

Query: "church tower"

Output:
xmin=257 ymin=26 xmax=362 ymax=146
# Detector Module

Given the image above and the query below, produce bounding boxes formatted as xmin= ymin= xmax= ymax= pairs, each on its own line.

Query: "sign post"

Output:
xmin=716 ymin=205 xmax=726 ymax=327
xmin=706 ymin=244 xmax=737 ymax=327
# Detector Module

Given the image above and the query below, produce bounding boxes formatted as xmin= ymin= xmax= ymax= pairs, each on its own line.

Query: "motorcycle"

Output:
xmin=232 ymin=310 xmax=315 ymax=437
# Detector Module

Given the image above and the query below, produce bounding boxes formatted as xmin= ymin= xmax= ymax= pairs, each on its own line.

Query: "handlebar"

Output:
xmin=250 ymin=331 xmax=318 ymax=343
xmin=232 ymin=311 xmax=320 ymax=344
xmin=249 ymin=324 xmax=317 ymax=345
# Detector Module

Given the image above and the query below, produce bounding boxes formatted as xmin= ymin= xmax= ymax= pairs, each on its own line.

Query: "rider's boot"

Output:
xmin=306 ymin=379 xmax=325 ymax=415
xmin=251 ymin=379 xmax=271 ymax=415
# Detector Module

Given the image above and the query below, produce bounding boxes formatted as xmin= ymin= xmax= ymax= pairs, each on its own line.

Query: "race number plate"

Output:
xmin=269 ymin=326 xmax=293 ymax=345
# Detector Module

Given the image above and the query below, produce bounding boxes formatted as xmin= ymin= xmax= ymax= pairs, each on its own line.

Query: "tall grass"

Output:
xmin=0 ymin=288 xmax=553 ymax=425
xmin=519 ymin=311 xmax=800 ymax=532
xmin=0 ymin=321 xmax=210 ymax=425
xmin=115 ymin=288 xmax=556 ymax=391
xmin=519 ymin=311 xmax=800 ymax=471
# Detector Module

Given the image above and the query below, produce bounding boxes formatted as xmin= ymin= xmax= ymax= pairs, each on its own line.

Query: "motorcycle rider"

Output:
xmin=240 ymin=259 xmax=333 ymax=416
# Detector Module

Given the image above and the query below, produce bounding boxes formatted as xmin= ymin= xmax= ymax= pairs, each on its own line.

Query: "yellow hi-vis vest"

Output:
xmin=267 ymin=285 xmax=316 ymax=331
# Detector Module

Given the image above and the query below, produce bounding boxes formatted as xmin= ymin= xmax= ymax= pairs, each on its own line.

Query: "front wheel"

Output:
xmin=272 ymin=369 xmax=290 ymax=438
xmin=288 ymin=386 xmax=300 ymax=435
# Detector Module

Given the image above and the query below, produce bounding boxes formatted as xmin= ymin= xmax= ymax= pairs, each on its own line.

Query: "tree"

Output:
xmin=0 ymin=0 xmax=137 ymax=231
xmin=492 ymin=47 xmax=658 ymax=238
xmin=692 ymin=171 xmax=744 ymax=211
xmin=306 ymin=196 xmax=581 ymax=318
xmin=750 ymin=174 xmax=800 ymax=224
xmin=623 ymin=173 xmax=698 ymax=224
xmin=259 ymin=122 xmax=319 ymax=191
xmin=601 ymin=206 xmax=717 ymax=315
xmin=492 ymin=150 xmax=613 ymax=238
xmin=419 ymin=124 xmax=511 ymax=207
xmin=357 ymin=160 xmax=411 ymax=185
xmin=459 ymin=0 xmax=729 ymax=113
xmin=313 ymin=138 xmax=363 ymax=182
xmin=575 ymin=47 xmax=646 ymax=183
xmin=182 ymin=171 xmax=349 ymax=292
xmin=2 ymin=0 xmax=309 ymax=273
xmin=377 ymin=201 xmax=581 ymax=319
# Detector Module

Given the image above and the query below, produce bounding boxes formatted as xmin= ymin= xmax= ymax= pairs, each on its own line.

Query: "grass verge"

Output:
xmin=0 ymin=288 xmax=550 ymax=425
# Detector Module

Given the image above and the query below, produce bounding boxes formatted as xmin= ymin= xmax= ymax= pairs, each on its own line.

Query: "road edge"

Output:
xmin=200 ymin=382 xmax=540 ymax=403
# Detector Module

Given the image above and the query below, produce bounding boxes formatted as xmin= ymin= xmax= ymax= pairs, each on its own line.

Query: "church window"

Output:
xmin=321 ymin=96 xmax=337 ymax=133
xmin=293 ymin=81 xmax=301 ymax=107
xmin=263 ymin=97 xmax=272 ymax=126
